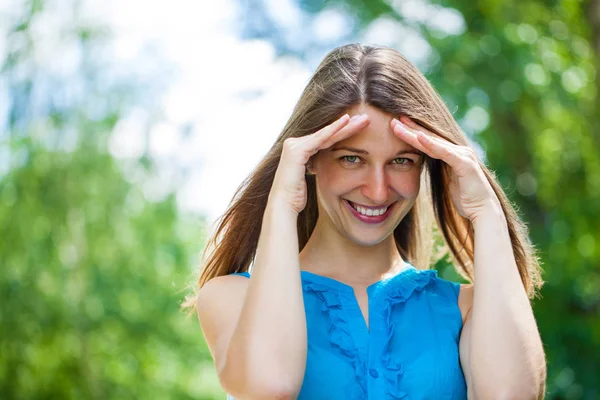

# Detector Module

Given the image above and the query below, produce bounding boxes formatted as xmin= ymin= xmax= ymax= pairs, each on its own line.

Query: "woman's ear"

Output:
xmin=305 ymin=160 xmax=316 ymax=175
xmin=305 ymin=155 xmax=318 ymax=175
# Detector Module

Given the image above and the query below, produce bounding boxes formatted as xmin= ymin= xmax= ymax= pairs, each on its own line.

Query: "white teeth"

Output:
xmin=350 ymin=201 xmax=388 ymax=217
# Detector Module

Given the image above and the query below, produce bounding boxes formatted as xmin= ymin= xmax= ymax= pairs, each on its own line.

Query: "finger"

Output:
xmin=391 ymin=119 xmax=463 ymax=169
xmin=415 ymin=131 xmax=464 ymax=168
xmin=399 ymin=116 xmax=429 ymax=133
xmin=390 ymin=118 xmax=429 ymax=154
xmin=309 ymin=113 xmax=351 ymax=144
xmin=397 ymin=116 xmax=454 ymax=145
xmin=298 ymin=114 xmax=351 ymax=156
xmin=392 ymin=117 xmax=457 ymax=150
xmin=319 ymin=114 xmax=370 ymax=150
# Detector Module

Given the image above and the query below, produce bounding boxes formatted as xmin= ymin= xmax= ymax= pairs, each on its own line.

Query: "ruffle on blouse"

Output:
xmin=303 ymin=281 xmax=367 ymax=400
xmin=381 ymin=269 xmax=439 ymax=399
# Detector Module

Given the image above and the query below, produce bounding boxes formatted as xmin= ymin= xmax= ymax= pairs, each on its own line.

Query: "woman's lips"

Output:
xmin=344 ymin=199 xmax=396 ymax=224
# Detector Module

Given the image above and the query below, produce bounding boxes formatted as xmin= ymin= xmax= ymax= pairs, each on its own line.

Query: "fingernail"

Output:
xmin=393 ymin=120 xmax=404 ymax=130
xmin=392 ymin=118 xmax=400 ymax=126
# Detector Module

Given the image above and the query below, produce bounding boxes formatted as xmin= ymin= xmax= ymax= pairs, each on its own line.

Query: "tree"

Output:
xmin=0 ymin=1 xmax=218 ymax=398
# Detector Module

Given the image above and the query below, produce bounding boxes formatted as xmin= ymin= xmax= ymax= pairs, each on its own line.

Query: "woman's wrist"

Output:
xmin=265 ymin=195 xmax=300 ymax=220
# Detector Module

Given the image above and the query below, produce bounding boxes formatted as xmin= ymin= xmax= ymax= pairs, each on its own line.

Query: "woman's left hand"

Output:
xmin=391 ymin=116 xmax=502 ymax=222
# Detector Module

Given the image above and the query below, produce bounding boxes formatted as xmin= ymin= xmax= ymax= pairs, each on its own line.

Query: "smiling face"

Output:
xmin=311 ymin=104 xmax=425 ymax=246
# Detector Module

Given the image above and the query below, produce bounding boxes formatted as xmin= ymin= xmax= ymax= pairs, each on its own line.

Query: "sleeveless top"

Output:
xmin=226 ymin=263 xmax=467 ymax=399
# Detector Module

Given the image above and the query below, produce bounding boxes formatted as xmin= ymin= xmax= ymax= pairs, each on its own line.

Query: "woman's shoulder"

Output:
xmin=424 ymin=270 xmax=473 ymax=323
xmin=457 ymin=282 xmax=474 ymax=324
xmin=229 ymin=271 xmax=251 ymax=278
xmin=427 ymin=271 xmax=461 ymax=296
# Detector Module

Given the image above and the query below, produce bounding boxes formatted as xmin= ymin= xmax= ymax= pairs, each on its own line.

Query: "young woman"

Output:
xmin=186 ymin=43 xmax=547 ymax=399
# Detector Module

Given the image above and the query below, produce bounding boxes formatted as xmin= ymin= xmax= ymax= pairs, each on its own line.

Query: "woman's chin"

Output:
xmin=344 ymin=230 xmax=393 ymax=247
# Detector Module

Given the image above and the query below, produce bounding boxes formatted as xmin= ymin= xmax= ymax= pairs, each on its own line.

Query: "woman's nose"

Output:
xmin=361 ymin=169 xmax=390 ymax=205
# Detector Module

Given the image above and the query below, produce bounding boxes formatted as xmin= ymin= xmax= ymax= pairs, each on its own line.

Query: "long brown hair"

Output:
xmin=182 ymin=43 xmax=543 ymax=312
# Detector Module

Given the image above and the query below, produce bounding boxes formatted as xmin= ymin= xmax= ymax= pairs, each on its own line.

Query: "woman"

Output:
xmin=186 ymin=43 xmax=547 ymax=399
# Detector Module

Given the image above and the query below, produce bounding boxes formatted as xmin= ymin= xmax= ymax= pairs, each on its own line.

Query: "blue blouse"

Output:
xmin=227 ymin=263 xmax=467 ymax=399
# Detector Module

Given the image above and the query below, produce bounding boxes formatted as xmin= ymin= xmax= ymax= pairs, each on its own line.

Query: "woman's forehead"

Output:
xmin=338 ymin=105 xmax=420 ymax=153
xmin=337 ymin=123 xmax=419 ymax=155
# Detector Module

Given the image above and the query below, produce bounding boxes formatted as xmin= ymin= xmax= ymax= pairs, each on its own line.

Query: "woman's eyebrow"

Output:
xmin=331 ymin=146 xmax=423 ymax=156
xmin=331 ymin=146 xmax=368 ymax=154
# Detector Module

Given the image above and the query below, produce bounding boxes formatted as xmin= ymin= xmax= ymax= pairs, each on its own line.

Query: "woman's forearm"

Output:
xmin=225 ymin=198 xmax=307 ymax=398
xmin=469 ymin=204 xmax=546 ymax=398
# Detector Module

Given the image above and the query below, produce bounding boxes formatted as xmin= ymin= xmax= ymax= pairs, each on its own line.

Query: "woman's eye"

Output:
xmin=339 ymin=156 xmax=416 ymax=167
xmin=392 ymin=158 xmax=412 ymax=165
xmin=341 ymin=155 xmax=360 ymax=163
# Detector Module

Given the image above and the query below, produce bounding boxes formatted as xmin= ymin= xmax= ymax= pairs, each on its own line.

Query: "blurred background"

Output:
xmin=1 ymin=0 xmax=598 ymax=398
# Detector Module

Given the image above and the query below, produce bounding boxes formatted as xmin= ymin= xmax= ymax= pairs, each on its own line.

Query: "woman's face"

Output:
xmin=312 ymin=105 xmax=425 ymax=246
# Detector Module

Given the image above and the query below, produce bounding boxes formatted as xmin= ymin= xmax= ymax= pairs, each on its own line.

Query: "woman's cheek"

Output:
xmin=405 ymin=173 xmax=422 ymax=197
xmin=388 ymin=171 xmax=421 ymax=197
xmin=317 ymin=160 xmax=351 ymax=181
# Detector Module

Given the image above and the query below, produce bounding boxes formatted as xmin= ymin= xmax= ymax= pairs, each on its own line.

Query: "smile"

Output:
xmin=344 ymin=199 xmax=397 ymax=224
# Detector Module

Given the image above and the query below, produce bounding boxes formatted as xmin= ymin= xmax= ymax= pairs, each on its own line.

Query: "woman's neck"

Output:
xmin=299 ymin=216 xmax=406 ymax=287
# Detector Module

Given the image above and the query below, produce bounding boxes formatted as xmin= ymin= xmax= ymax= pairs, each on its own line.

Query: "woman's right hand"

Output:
xmin=269 ymin=112 xmax=370 ymax=214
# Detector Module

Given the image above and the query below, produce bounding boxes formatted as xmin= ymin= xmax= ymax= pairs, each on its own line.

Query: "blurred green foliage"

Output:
xmin=0 ymin=140 xmax=221 ymax=399
xmin=0 ymin=1 xmax=221 ymax=399
xmin=1 ymin=0 xmax=598 ymax=399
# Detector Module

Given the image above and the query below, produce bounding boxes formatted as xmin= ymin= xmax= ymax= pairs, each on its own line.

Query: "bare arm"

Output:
xmin=463 ymin=205 xmax=546 ymax=399
xmin=221 ymin=200 xmax=307 ymax=399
